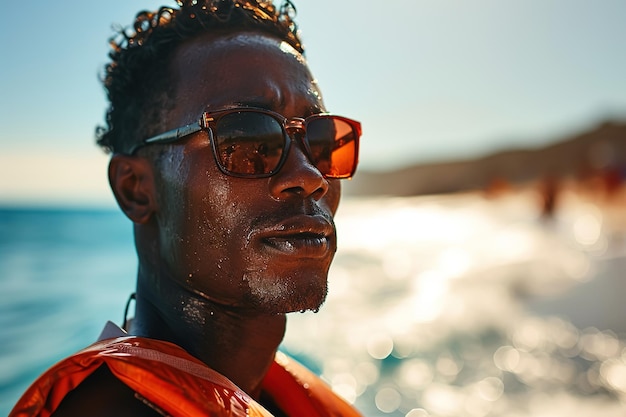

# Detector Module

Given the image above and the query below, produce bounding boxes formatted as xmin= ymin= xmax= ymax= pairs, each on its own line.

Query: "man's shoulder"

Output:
xmin=262 ymin=353 xmax=363 ymax=417
xmin=10 ymin=334 xmax=179 ymax=417
xmin=51 ymin=365 xmax=161 ymax=417
xmin=16 ymin=335 xmax=264 ymax=417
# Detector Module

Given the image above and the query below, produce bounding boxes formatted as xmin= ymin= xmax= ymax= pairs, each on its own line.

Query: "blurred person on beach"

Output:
xmin=10 ymin=1 xmax=362 ymax=416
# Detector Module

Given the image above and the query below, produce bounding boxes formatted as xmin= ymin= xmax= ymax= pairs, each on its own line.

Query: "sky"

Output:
xmin=1 ymin=0 xmax=625 ymax=206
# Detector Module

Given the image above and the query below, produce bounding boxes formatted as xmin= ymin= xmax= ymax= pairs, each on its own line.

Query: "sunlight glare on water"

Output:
xmin=284 ymin=190 xmax=626 ymax=417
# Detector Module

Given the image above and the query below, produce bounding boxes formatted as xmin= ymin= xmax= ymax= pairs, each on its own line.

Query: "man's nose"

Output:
xmin=268 ymin=141 xmax=329 ymax=201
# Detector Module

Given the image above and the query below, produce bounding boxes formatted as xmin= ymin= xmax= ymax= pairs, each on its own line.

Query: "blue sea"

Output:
xmin=2 ymin=191 xmax=625 ymax=416
xmin=0 ymin=207 xmax=137 ymax=415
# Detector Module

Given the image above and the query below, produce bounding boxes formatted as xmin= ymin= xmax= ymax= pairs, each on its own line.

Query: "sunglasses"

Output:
xmin=130 ymin=107 xmax=362 ymax=179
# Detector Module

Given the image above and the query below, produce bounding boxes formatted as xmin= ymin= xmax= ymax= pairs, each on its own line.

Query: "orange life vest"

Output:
xmin=10 ymin=336 xmax=362 ymax=417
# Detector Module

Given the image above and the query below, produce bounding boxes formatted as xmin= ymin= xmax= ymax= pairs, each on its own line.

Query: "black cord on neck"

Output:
xmin=122 ymin=293 xmax=137 ymax=331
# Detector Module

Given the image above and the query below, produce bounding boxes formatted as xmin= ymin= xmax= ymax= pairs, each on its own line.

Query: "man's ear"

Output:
xmin=108 ymin=154 xmax=158 ymax=224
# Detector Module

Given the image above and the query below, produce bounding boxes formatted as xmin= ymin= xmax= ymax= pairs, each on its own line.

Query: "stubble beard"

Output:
xmin=243 ymin=270 xmax=329 ymax=315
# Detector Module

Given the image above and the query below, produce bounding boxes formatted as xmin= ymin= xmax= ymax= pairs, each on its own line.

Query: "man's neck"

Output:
xmin=129 ymin=277 xmax=287 ymax=399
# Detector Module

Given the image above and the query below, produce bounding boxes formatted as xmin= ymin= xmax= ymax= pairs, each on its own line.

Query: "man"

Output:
xmin=10 ymin=1 xmax=362 ymax=416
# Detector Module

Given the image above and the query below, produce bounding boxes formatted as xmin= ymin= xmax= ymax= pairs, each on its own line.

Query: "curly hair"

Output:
xmin=96 ymin=0 xmax=303 ymax=154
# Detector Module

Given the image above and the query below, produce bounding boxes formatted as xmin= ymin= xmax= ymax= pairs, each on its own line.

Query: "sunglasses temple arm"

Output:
xmin=144 ymin=123 xmax=203 ymax=146
xmin=128 ymin=122 xmax=204 ymax=154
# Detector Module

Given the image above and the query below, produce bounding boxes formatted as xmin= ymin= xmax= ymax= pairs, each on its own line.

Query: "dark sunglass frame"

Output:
xmin=129 ymin=107 xmax=361 ymax=179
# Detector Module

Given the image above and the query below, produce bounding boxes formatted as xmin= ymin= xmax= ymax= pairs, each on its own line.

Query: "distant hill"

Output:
xmin=344 ymin=120 xmax=626 ymax=196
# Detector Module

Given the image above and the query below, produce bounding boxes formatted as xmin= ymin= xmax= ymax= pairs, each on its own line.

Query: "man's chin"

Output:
xmin=258 ymin=293 xmax=327 ymax=315
xmin=245 ymin=277 xmax=328 ymax=315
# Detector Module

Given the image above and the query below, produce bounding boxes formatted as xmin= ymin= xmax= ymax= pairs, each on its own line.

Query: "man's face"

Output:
xmin=149 ymin=32 xmax=341 ymax=315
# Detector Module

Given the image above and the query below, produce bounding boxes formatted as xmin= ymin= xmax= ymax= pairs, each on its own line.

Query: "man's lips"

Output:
xmin=263 ymin=233 xmax=330 ymax=256
xmin=254 ymin=215 xmax=335 ymax=258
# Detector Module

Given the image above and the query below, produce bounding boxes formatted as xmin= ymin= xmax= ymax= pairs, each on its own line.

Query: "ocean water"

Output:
xmin=0 ymin=208 xmax=137 ymax=415
xmin=1 ymin=191 xmax=625 ymax=416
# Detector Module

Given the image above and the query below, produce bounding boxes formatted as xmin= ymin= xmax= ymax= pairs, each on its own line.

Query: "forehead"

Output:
xmin=169 ymin=32 xmax=322 ymax=121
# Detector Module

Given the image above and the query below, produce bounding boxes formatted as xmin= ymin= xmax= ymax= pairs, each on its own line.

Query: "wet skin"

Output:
xmin=147 ymin=33 xmax=339 ymax=315
xmin=110 ymin=32 xmax=341 ymax=400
